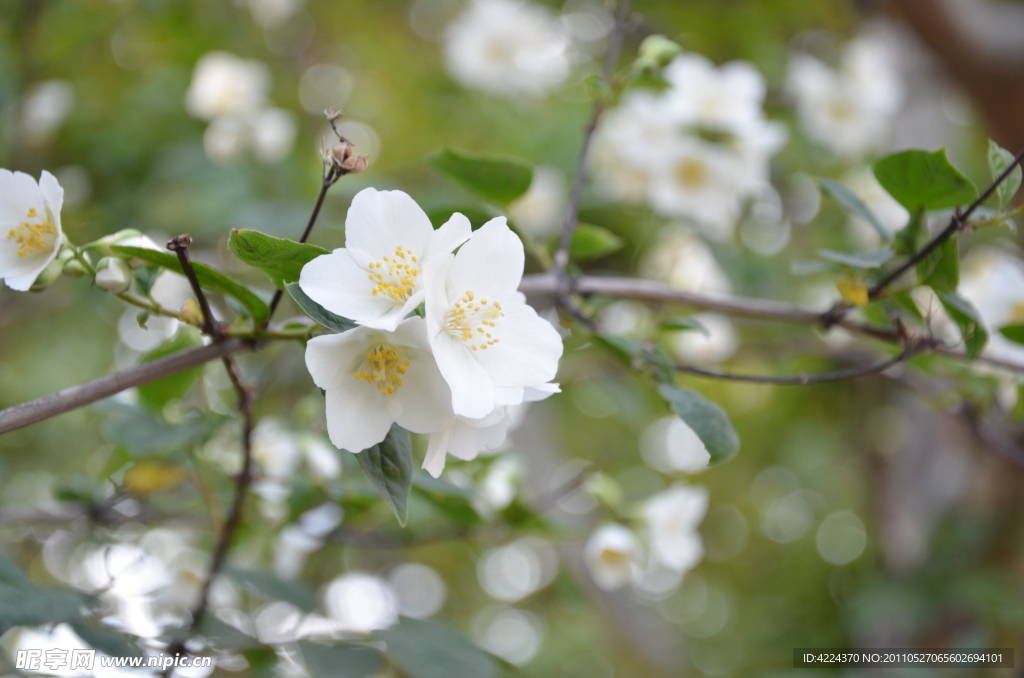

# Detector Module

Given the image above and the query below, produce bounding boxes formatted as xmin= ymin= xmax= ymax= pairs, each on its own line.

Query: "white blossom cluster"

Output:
xmin=786 ymin=33 xmax=903 ymax=159
xmin=583 ymin=483 xmax=708 ymax=592
xmin=299 ymin=188 xmax=563 ymax=477
xmin=594 ymin=52 xmax=786 ymax=241
xmin=185 ymin=51 xmax=297 ymax=164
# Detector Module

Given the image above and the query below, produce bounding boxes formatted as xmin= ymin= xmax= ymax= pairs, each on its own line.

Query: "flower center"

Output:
xmin=1010 ymin=302 xmax=1024 ymax=324
xmin=367 ymin=246 xmax=420 ymax=302
xmin=827 ymin=98 xmax=855 ymax=122
xmin=674 ymin=158 xmax=709 ymax=189
xmin=354 ymin=343 xmax=410 ymax=396
xmin=599 ymin=547 xmax=629 ymax=568
xmin=445 ymin=291 xmax=505 ymax=351
xmin=7 ymin=207 xmax=57 ymax=258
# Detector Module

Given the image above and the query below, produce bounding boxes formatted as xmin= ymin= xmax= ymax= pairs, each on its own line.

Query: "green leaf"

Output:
xmin=987 ymin=140 xmax=1022 ymax=211
xmin=137 ymin=328 xmax=203 ymax=411
xmin=98 ymin=402 xmax=222 ymax=457
xmin=893 ymin=209 xmax=926 ymax=257
xmin=427 ymin=147 xmax=533 ymax=206
xmin=819 ymin=178 xmax=892 ymax=242
xmin=70 ymin=620 xmax=144 ymax=658
xmin=998 ymin=324 xmax=1024 ymax=346
xmin=659 ymin=316 xmax=709 ymax=336
xmin=818 ymin=247 xmax=894 ymax=270
xmin=228 ymin=229 xmax=330 ymax=289
xmin=226 ymin=567 xmax=317 ymax=612
xmin=886 ymin=291 xmax=925 ymax=323
xmin=568 ymin=224 xmax=624 ymax=261
xmin=657 ymin=384 xmax=740 ymax=466
xmin=873 ymin=149 xmax=977 ymax=212
xmin=110 ymin=245 xmax=270 ymax=325
xmin=915 ymin=236 xmax=959 ymax=294
xmin=354 ymin=424 xmax=413 ymax=526
xmin=376 ymin=618 xmax=498 ymax=678
xmin=285 ymin=282 xmax=356 ymax=333
xmin=938 ymin=292 xmax=989 ymax=359
xmin=299 ymin=643 xmax=385 ymax=678
xmin=0 ymin=584 xmax=88 ymax=633
xmin=593 ymin=334 xmax=646 ymax=369
xmin=0 ymin=553 xmax=28 ymax=588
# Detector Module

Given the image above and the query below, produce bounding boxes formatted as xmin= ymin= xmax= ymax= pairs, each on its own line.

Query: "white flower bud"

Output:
xmin=94 ymin=256 xmax=133 ymax=294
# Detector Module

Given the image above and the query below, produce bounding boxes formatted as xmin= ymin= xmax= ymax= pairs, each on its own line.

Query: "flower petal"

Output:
xmin=431 ymin=333 xmax=494 ymax=418
xmin=472 ymin=299 xmax=562 ymax=388
xmin=423 ymin=211 xmax=472 ymax=261
xmin=38 ymin=170 xmax=64 ymax=237
xmin=422 ymin=429 xmax=451 ymax=478
xmin=300 ymin=249 xmax=412 ymax=330
xmin=343 ymin=188 xmax=434 ymax=263
xmin=324 ymin=386 xmax=394 ymax=452
xmin=305 ymin=329 xmax=374 ymax=390
xmin=449 ymin=217 xmax=523 ymax=301
xmin=394 ymin=346 xmax=454 ymax=434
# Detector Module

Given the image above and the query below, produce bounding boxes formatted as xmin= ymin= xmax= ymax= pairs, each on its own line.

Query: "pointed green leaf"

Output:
xmin=819 ymin=178 xmax=892 ymax=242
xmin=427 ymin=147 xmax=533 ymax=205
xmin=412 ymin=474 xmax=482 ymax=526
xmin=893 ymin=209 xmax=926 ymax=256
xmin=998 ymin=324 xmax=1024 ymax=346
xmin=659 ymin=316 xmax=710 ymax=336
xmin=569 ymin=224 xmax=624 ymax=261
xmin=226 ymin=567 xmax=317 ymax=612
xmin=70 ymin=620 xmax=144 ymax=658
xmin=657 ymin=384 xmax=740 ymax=465
xmin=0 ymin=553 xmax=28 ymax=589
xmin=228 ymin=229 xmax=329 ymax=289
xmin=915 ymin=236 xmax=959 ymax=294
xmin=376 ymin=618 xmax=498 ymax=678
xmin=285 ymin=282 xmax=356 ymax=333
xmin=354 ymin=424 xmax=413 ymax=526
xmin=110 ymin=245 xmax=269 ymax=325
xmin=938 ymin=292 xmax=989 ymax=359
xmin=0 ymin=584 xmax=89 ymax=633
xmin=818 ymin=247 xmax=894 ymax=270
xmin=987 ymin=140 xmax=1022 ymax=211
xmin=873 ymin=149 xmax=977 ymax=212
xmin=593 ymin=334 xmax=646 ymax=369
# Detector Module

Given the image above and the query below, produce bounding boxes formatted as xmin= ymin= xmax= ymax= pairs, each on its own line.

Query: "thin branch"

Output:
xmin=868 ymin=146 xmax=1024 ymax=298
xmin=552 ymin=0 xmax=633 ymax=287
xmin=167 ymin=235 xmax=218 ymax=336
xmin=673 ymin=348 xmax=914 ymax=385
xmin=0 ymin=338 xmax=249 ymax=435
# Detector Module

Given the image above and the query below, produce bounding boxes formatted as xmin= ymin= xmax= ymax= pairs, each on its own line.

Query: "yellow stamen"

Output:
xmin=353 ymin=343 xmax=412 ymax=396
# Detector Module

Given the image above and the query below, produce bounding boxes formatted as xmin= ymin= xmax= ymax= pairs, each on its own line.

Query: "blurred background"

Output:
xmin=1 ymin=1 xmax=1024 ymax=677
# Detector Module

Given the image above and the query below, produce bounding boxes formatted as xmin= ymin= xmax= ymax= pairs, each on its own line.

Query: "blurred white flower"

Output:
xmin=253 ymin=418 xmax=303 ymax=480
xmin=444 ymin=0 xmax=573 ymax=98
xmin=251 ymin=107 xmax=297 ymax=162
xmin=508 ymin=166 xmax=566 ymax=239
xmin=599 ymin=300 xmax=655 ymax=339
xmin=959 ymin=248 xmax=1024 ymax=364
xmin=474 ymin=455 xmax=521 ymax=517
xmin=275 ymin=525 xmax=322 ymax=580
xmin=203 ymin=116 xmax=248 ymax=164
xmin=665 ymin=313 xmax=738 ymax=364
xmin=642 ymin=230 xmax=733 ymax=295
xmin=787 ymin=33 xmax=903 ymax=158
xmin=0 ymin=169 xmax=64 ymax=291
xmin=583 ymin=523 xmax=641 ymax=591
xmin=21 ymin=80 xmax=75 ymax=145
xmin=644 ymin=483 xmax=708 ymax=573
xmin=185 ymin=51 xmax=269 ymax=121
xmin=389 ymin=563 xmax=447 ymax=619
xmin=323 ymin=573 xmax=399 ymax=633
xmin=478 ymin=537 xmax=558 ymax=602
xmin=641 ymin=415 xmax=711 ymax=474
xmin=241 ymin=0 xmax=304 ymax=27
xmin=663 ymin=54 xmax=767 ymax=134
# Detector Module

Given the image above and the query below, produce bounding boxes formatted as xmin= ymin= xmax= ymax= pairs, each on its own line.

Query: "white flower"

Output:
xmin=665 ymin=313 xmax=738 ymax=364
xmin=787 ymin=34 xmax=902 ymax=159
xmin=251 ymin=107 xmax=297 ymax=162
xmin=642 ymin=230 xmax=733 ymax=295
xmin=300 ymin=188 xmax=471 ymax=331
xmin=640 ymin=416 xmax=711 ymax=474
xmin=242 ymin=0 xmax=304 ymax=27
xmin=421 ymin=382 xmax=558 ymax=478
xmin=323 ymin=573 xmax=399 ymax=633
xmin=21 ymin=80 xmax=75 ymax=145
xmin=443 ymin=0 xmax=573 ymax=98
xmin=0 ymin=169 xmax=64 ymax=291
xmin=583 ymin=523 xmax=641 ymax=591
xmin=474 ymin=456 xmax=522 ymax=517
xmin=647 ymin=138 xmax=745 ymax=239
xmin=645 ymin=483 xmax=708 ymax=573
xmin=185 ymin=51 xmax=269 ymax=121
xmin=663 ymin=54 xmax=768 ymax=134
xmin=253 ymin=418 xmax=304 ymax=480
xmin=94 ymin=257 xmax=133 ymax=294
xmin=305 ymin=316 xmax=453 ymax=453
xmin=424 ymin=218 xmax=563 ymax=419
xmin=508 ymin=166 xmax=566 ymax=239
xmin=959 ymin=249 xmax=1024 ymax=364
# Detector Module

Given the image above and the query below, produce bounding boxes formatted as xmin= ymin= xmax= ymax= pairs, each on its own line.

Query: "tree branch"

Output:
xmin=673 ymin=348 xmax=915 ymax=385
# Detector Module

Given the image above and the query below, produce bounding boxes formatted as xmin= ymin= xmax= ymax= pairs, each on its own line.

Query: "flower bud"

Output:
xmin=90 ymin=229 xmax=145 ymax=257
xmin=94 ymin=256 xmax=133 ymax=294
xmin=329 ymin=140 xmax=370 ymax=175
xmin=29 ymin=257 xmax=64 ymax=292
xmin=635 ymin=35 xmax=683 ymax=71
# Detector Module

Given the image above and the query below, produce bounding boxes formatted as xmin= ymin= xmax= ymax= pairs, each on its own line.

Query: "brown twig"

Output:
xmin=867 ymin=146 xmax=1024 ymax=299
xmin=673 ymin=348 xmax=916 ymax=385
xmin=552 ymin=0 xmax=633 ymax=289
xmin=161 ymin=237 xmax=255 ymax=678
